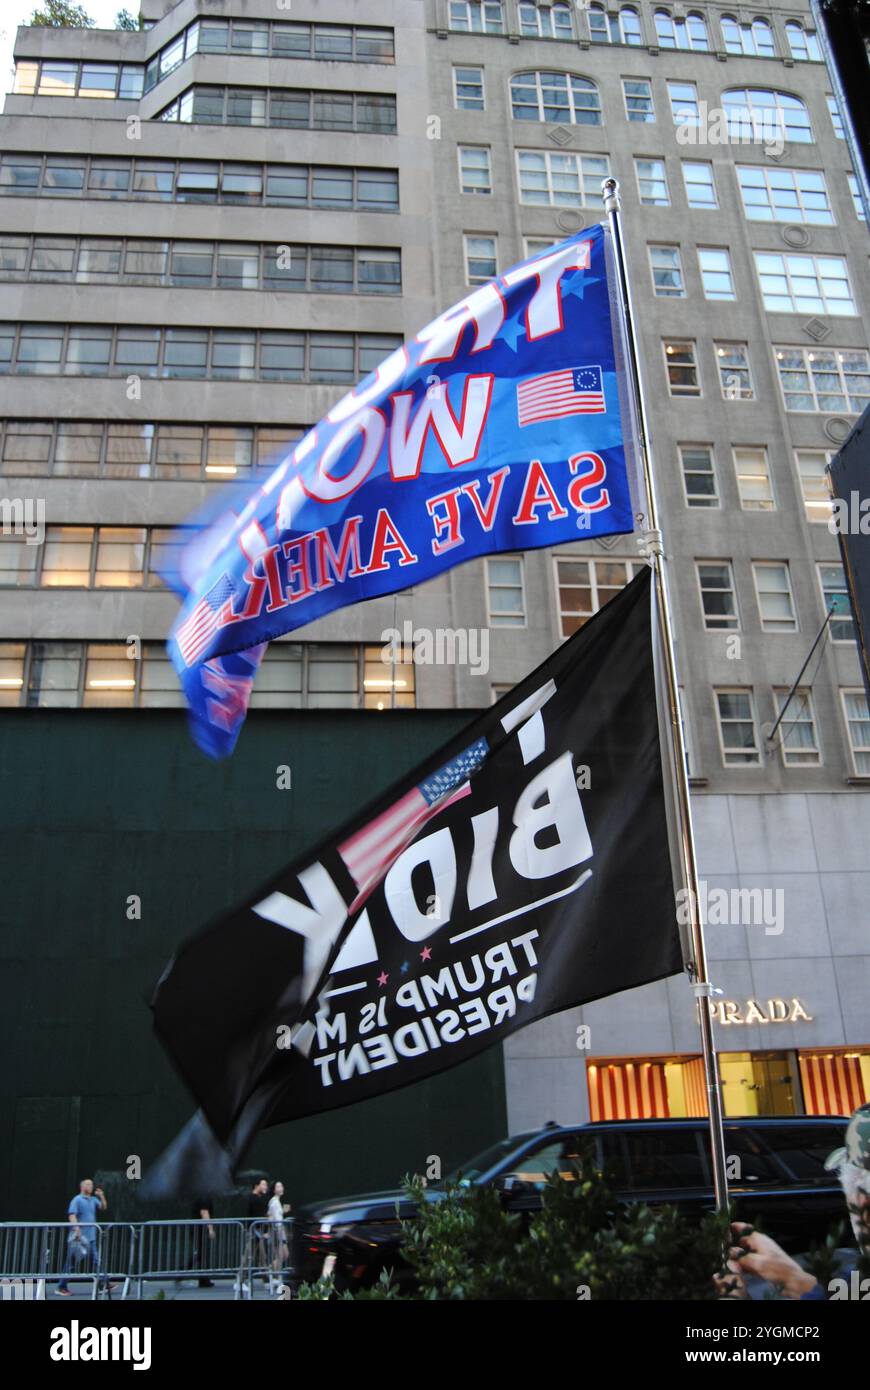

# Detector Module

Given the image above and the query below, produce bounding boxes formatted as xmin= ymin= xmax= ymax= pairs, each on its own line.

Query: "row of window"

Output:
xmin=0 ymin=641 xmax=414 ymax=711
xmin=676 ymin=444 xmax=837 ymax=519
xmin=644 ymin=245 xmax=858 ymax=316
xmin=0 ymin=326 xmax=401 ymax=385
xmin=460 ymin=145 xmax=863 ymax=227
xmin=5 ymin=530 xmax=848 ymax=648
xmin=140 ymin=18 xmax=394 ymax=92
xmin=661 ymin=342 xmax=869 ymax=414
xmin=12 ymin=23 xmax=396 ymax=101
xmin=693 ymin=560 xmax=852 ymax=640
xmin=157 ymin=86 xmax=397 ymax=133
xmin=0 ymin=427 xmax=839 ymax=524
xmin=0 ymin=153 xmax=399 ymax=211
xmin=0 ymin=236 xmax=401 ymax=296
xmin=454 ymin=66 xmax=846 ymax=143
xmin=485 ymin=553 xmax=866 ymax=771
xmin=711 ymin=686 xmax=867 ymax=770
xmin=449 ymin=1 xmax=822 ymax=61
xmin=0 ymin=421 xmax=305 ymax=481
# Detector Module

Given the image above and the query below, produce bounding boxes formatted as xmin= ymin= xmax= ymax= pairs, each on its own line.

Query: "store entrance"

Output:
xmin=718 ymin=1050 xmax=798 ymax=1116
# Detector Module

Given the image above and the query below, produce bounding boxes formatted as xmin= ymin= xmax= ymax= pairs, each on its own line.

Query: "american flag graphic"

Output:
xmin=517 ymin=365 xmax=605 ymax=427
xmin=175 ymin=573 xmax=237 ymax=668
xmin=339 ymin=737 xmax=489 ymax=907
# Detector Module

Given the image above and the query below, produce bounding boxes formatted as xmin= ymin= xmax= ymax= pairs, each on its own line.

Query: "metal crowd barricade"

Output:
xmin=134 ymin=1219 xmax=248 ymax=1299
xmin=0 ymin=1221 xmax=136 ymax=1300
xmin=236 ymin=1216 xmax=294 ymax=1299
xmin=0 ymin=1216 xmax=296 ymax=1299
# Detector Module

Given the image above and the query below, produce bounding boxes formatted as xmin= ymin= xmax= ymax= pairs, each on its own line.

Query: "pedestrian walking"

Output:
xmin=268 ymin=1181 xmax=290 ymax=1273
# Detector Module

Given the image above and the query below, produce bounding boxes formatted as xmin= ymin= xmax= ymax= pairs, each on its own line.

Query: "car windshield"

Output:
xmin=444 ymin=1137 xmax=526 ymax=1184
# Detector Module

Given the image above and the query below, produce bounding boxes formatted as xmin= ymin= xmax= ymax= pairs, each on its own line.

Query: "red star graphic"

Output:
xmin=377 ymin=971 xmax=389 ymax=987
xmin=420 ymin=946 xmax=432 ymax=962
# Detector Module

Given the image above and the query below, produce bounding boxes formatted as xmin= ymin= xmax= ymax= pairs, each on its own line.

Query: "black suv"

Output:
xmin=291 ymin=1116 xmax=848 ymax=1290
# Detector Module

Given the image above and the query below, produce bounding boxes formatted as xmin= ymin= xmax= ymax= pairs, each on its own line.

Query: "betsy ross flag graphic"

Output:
xmin=516 ymin=365 xmax=606 ymax=427
xmin=146 ymin=570 xmax=683 ymax=1196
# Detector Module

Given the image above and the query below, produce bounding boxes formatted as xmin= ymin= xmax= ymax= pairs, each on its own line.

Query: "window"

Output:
xmin=159 ymin=86 xmax=397 ymax=134
xmin=736 ymin=166 xmax=833 ymax=225
xmin=487 ymin=557 xmax=525 ymax=626
xmin=649 ymin=245 xmax=684 ymax=296
xmin=668 ymin=80 xmax=699 ymax=128
xmin=654 ymin=10 xmax=708 ymax=49
xmin=715 ymin=689 xmax=760 ymax=765
xmin=680 ymin=445 xmax=718 ymax=508
xmin=0 ymin=643 xmax=25 ymax=705
xmin=848 ymin=173 xmax=867 ymax=221
xmin=510 ymin=71 xmax=602 ymax=125
xmin=94 ymin=527 xmax=146 ymax=588
xmin=818 ymin=563 xmax=854 ymax=642
xmin=682 ymin=161 xmax=717 ymax=208
xmin=27 ymin=641 xmax=82 ymax=707
xmin=664 ymin=340 xmax=699 ymax=395
xmin=699 ymin=248 xmax=735 ymax=301
xmin=722 ymin=89 xmax=813 ymax=145
xmin=774 ymin=690 xmax=819 ymax=766
xmin=734 ymin=447 xmax=773 ymax=510
xmin=721 ymin=16 xmax=775 ymax=57
xmin=519 ymin=3 xmax=574 ymax=38
xmin=454 ymin=66 xmax=485 ymax=110
xmin=619 ymin=7 xmax=642 ymax=44
xmin=517 ymin=150 xmax=609 ymax=207
xmin=40 ymin=526 xmax=93 ymax=586
xmin=827 ymin=94 xmax=845 ymax=138
xmin=588 ymin=5 xmax=638 ymax=43
xmin=698 ymin=562 xmax=738 ymax=630
xmin=464 ymin=235 xmax=497 ymax=284
xmin=555 ymin=558 xmax=643 ymax=636
xmin=794 ymin=450 xmax=833 ymax=525
xmin=754 ymin=563 xmax=797 ymax=632
xmin=716 ymin=343 xmax=753 ymax=400
xmin=755 ymin=253 xmax=855 ymax=316
xmin=841 ymin=689 xmax=870 ymax=774
xmin=459 ymin=147 xmax=492 ymax=195
xmin=786 ymin=22 xmax=821 ymax=62
xmin=775 ymin=346 xmax=870 ymax=414
xmin=450 ymin=1 xmax=504 ymax=33
xmin=636 ymin=158 xmax=669 ymax=206
xmin=623 ymin=78 xmax=654 ymax=122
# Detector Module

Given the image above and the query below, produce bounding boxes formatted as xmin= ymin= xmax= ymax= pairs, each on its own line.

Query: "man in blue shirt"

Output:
xmin=56 ymin=1177 xmax=112 ymax=1296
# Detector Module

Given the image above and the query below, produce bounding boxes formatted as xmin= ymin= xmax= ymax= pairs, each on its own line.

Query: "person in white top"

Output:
xmin=268 ymin=1180 xmax=290 ymax=1272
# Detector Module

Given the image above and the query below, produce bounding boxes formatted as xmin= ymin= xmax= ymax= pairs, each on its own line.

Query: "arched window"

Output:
xmin=510 ymin=70 xmax=602 ymax=124
xmin=786 ymin=21 xmax=821 ymax=61
xmin=519 ymin=3 xmax=575 ymax=39
xmin=722 ymin=88 xmax=813 ymax=144
xmin=449 ymin=1 xmax=505 ymax=34
xmin=654 ymin=10 xmax=709 ymax=50
xmin=620 ymin=7 xmax=643 ymax=44
xmin=590 ymin=3 xmax=642 ymax=43
xmin=721 ymin=15 xmax=776 ymax=57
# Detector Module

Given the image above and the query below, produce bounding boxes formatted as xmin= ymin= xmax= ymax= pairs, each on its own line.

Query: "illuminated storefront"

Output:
xmin=587 ymin=1048 xmax=870 ymax=1121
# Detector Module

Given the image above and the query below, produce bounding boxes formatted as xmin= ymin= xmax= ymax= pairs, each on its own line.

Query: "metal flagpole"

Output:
xmin=601 ymin=177 xmax=731 ymax=1214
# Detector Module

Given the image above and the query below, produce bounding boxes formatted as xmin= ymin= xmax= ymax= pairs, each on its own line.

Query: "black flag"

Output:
xmin=148 ymin=567 xmax=681 ymax=1191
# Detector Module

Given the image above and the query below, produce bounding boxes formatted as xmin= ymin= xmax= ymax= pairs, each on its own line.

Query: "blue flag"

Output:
xmin=168 ymin=223 xmax=635 ymax=756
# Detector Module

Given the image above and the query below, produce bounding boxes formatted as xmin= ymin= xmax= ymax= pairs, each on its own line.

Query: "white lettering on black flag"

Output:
xmin=149 ymin=569 xmax=681 ymax=1187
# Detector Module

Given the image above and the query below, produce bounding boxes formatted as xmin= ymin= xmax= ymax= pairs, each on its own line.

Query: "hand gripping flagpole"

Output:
xmin=601 ymin=178 xmax=730 ymax=1215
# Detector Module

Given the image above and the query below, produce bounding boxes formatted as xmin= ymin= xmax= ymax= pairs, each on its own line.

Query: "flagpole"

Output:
xmin=601 ymin=177 xmax=730 ymax=1214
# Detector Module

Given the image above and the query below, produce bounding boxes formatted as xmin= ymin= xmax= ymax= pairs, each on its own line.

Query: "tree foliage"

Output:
xmin=28 ymin=0 xmax=95 ymax=26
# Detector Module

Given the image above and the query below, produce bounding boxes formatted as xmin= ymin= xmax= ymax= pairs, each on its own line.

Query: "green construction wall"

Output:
xmin=0 ymin=709 xmax=507 ymax=1221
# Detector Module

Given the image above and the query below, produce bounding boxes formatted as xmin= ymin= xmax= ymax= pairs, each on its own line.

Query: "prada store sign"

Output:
xmin=710 ymin=997 xmax=813 ymax=1026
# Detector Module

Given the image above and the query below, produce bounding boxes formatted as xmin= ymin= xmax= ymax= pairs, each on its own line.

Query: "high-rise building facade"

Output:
xmin=1 ymin=0 xmax=868 ymax=1184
